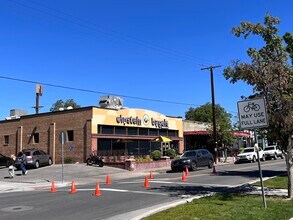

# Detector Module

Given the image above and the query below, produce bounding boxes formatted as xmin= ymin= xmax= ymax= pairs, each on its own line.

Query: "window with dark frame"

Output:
xmin=139 ymin=128 xmax=148 ymax=136
xmin=4 ymin=135 xmax=9 ymax=145
xmin=115 ymin=126 xmax=126 ymax=135
xmin=149 ymin=129 xmax=158 ymax=136
xmin=101 ymin=126 xmax=114 ymax=134
xmin=127 ymin=127 xmax=138 ymax=135
xmin=67 ymin=130 xmax=74 ymax=141
xmin=33 ymin=133 xmax=39 ymax=144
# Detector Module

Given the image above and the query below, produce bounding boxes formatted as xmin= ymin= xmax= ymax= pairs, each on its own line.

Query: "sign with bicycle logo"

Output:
xmin=237 ymin=98 xmax=268 ymax=129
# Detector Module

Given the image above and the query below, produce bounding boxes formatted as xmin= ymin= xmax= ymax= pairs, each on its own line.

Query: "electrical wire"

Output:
xmin=0 ymin=75 xmax=202 ymax=107
xmin=8 ymin=0 xmax=220 ymax=67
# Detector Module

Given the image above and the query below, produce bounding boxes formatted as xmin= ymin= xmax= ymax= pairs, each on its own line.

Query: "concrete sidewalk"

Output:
xmin=0 ymin=164 xmax=170 ymax=193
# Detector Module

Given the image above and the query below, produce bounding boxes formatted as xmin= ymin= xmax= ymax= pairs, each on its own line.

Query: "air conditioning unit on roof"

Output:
xmin=99 ymin=95 xmax=123 ymax=110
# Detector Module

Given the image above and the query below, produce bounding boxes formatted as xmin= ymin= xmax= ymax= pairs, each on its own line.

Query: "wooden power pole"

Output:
xmin=201 ymin=65 xmax=221 ymax=163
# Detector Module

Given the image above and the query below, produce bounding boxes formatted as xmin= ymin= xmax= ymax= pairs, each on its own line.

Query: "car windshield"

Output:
xmin=242 ymin=148 xmax=254 ymax=153
xmin=264 ymin=147 xmax=275 ymax=151
xmin=182 ymin=151 xmax=196 ymax=157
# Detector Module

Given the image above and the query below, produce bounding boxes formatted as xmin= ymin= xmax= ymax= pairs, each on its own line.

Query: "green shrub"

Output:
xmin=64 ymin=157 xmax=74 ymax=164
xmin=173 ymin=154 xmax=181 ymax=160
xmin=151 ymin=150 xmax=162 ymax=160
xmin=135 ymin=156 xmax=153 ymax=162
xmin=166 ymin=148 xmax=176 ymax=158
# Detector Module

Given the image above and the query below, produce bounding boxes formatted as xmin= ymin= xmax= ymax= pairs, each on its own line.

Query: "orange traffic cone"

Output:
xmin=212 ymin=165 xmax=217 ymax=175
xmin=106 ymin=175 xmax=111 ymax=185
xmin=70 ymin=180 xmax=77 ymax=193
xmin=185 ymin=167 xmax=189 ymax=176
xmin=182 ymin=171 xmax=187 ymax=182
xmin=149 ymin=170 xmax=154 ymax=179
xmin=51 ymin=180 xmax=57 ymax=193
xmin=144 ymin=176 xmax=150 ymax=188
xmin=93 ymin=182 xmax=101 ymax=196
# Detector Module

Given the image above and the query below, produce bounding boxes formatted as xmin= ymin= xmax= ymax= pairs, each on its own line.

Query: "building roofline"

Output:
xmin=0 ymin=106 xmax=182 ymax=123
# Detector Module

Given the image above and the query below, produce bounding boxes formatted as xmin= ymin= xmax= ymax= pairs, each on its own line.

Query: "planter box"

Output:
xmin=104 ymin=157 xmax=172 ymax=171
xmin=125 ymin=157 xmax=171 ymax=171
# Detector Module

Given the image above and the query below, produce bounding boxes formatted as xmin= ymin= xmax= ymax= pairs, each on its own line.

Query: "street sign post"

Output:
xmin=237 ymin=97 xmax=268 ymax=208
xmin=59 ymin=131 xmax=67 ymax=184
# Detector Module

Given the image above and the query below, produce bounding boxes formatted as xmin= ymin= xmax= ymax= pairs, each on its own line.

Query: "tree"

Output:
xmin=50 ymin=99 xmax=80 ymax=112
xmin=185 ymin=103 xmax=234 ymax=147
xmin=223 ymin=14 xmax=293 ymax=198
xmin=284 ymin=32 xmax=293 ymax=65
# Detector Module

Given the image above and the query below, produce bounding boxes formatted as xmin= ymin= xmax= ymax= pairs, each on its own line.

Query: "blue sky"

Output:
xmin=0 ymin=0 xmax=292 ymax=120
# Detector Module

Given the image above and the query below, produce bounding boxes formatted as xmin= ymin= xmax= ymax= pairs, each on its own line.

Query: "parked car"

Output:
xmin=171 ymin=149 xmax=214 ymax=171
xmin=0 ymin=153 xmax=11 ymax=167
xmin=235 ymin=147 xmax=265 ymax=163
xmin=264 ymin=145 xmax=284 ymax=160
xmin=15 ymin=148 xmax=52 ymax=169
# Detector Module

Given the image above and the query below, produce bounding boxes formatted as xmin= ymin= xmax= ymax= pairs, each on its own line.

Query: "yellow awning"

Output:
xmin=151 ymin=136 xmax=172 ymax=142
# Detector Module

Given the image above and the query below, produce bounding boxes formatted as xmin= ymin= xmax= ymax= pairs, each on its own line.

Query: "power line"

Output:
xmin=8 ymin=0 xmax=219 ymax=67
xmin=0 ymin=75 xmax=202 ymax=107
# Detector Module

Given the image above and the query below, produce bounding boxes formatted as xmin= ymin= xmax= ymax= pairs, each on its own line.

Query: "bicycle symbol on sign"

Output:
xmin=243 ymin=102 xmax=260 ymax=112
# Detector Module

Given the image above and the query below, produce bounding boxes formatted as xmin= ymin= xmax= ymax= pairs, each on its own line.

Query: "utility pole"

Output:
xmin=201 ymin=65 xmax=221 ymax=164
xmin=34 ymin=84 xmax=44 ymax=114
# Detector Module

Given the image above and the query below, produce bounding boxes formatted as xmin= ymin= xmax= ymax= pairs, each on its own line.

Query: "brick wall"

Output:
xmin=0 ymin=108 xmax=93 ymax=164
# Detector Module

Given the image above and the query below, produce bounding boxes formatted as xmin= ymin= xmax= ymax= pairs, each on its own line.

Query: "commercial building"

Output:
xmin=0 ymin=107 xmax=183 ymax=164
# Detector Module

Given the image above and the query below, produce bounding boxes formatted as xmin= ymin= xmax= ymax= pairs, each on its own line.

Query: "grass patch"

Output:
xmin=144 ymin=193 xmax=293 ymax=220
xmin=253 ymin=175 xmax=288 ymax=189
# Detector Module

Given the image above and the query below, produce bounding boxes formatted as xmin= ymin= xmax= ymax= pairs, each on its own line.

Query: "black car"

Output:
xmin=15 ymin=148 xmax=52 ymax=169
xmin=0 ymin=153 xmax=11 ymax=167
xmin=171 ymin=149 xmax=214 ymax=171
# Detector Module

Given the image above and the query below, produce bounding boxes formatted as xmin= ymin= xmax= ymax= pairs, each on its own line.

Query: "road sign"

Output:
xmin=59 ymin=131 xmax=67 ymax=144
xmin=237 ymin=98 xmax=269 ymax=129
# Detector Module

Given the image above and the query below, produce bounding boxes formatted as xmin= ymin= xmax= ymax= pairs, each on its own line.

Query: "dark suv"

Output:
xmin=16 ymin=148 xmax=52 ymax=169
xmin=171 ymin=149 xmax=214 ymax=171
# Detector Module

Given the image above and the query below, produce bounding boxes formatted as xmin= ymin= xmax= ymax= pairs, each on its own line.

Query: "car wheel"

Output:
xmin=5 ymin=160 xmax=10 ymax=168
xmin=208 ymin=159 xmax=213 ymax=168
xmin=35 ymin=160 xmax=40 ymax=169
xmin=48 ymin=158 xmax=52 ymax=165
xmin=190 ymin=161 xmax=197 ymax=171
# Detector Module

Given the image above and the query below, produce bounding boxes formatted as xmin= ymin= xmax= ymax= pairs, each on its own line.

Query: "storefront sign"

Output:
xmin=116 ymin=115 xmax=142 ymax=126
xmin=116 ymin=114 xmax=169 ymax=129
xmin=151 ymin=118 xmax=168 ymax=129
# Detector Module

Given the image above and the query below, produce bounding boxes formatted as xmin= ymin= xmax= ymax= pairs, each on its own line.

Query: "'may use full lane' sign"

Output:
xmin=237 ymin=98 xmax=269 ymax=130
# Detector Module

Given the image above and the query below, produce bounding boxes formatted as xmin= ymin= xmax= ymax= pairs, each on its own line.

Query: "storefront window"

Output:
xmin=159 ymin=129 xmax=168 ymax=136
xmin=98 ymin=139 xmax=111 ymax=156
xmin=168 ymin=130 xmax=177 ymax=137
xmin=149 ymin=129 xmax=158 ymax=136
xmin=128 ymin=127 xmax=138 ymax=136
xmin=139 ymin=140 xmax=151 ymax=156
xmin=115 ymin=126 xmax=126 ymax=135
xmin=101 ymin=126 xmax=114 ymax=134
xmin=139 ymin=128 xmax=148 ymax=136
xmin=126 ymin=140 xmax=139 ymax=156
xmin=150 ymin=142 xmax=161 ymax=152
xmin=112 ymin=141 xmax=125 ymax=156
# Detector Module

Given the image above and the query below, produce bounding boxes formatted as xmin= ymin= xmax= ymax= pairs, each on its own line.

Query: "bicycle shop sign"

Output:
xmin=237 ymin=98 xmax=269 ymax=129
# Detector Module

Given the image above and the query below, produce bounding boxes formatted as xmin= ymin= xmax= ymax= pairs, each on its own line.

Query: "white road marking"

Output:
xmin=67 ymin=188 xmax=168 ymax=196
xmin=118 ymin=180 xmax=235 ymax=188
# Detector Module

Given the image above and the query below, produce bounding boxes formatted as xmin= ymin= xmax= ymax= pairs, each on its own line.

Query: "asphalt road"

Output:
xmin=0 ymin=159 xmax=287 ymax=220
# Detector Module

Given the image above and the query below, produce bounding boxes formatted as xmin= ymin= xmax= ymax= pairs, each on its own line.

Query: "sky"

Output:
xmin=0 ymin=0 xmax=292 ymax=121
